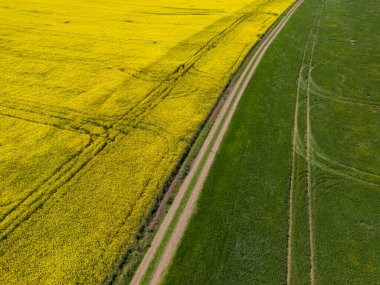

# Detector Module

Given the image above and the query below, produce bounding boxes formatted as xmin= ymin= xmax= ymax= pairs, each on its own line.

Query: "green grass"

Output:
xmin=162 ymin=0 xmax=380 ymax=284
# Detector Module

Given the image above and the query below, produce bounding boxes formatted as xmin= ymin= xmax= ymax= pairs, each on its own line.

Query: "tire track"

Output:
xmin=0 ymin=99 xmax=109 ymax=135
xmin=108 ymin=3 xmax=273 ymax=134
xmin=286 ymin=11 xmax=319 ymax=284
xmin=0 ymin=136 xmax=110 ymax=242
xmin=0 ymin=108 xmax=102 ymax=137
xmin=0 ymin=95 xmax=114 ymax=121
xmin=111 ymin=0 xmax=277 ymax=132
xmin=299 ymin=71 xmax=380 ymax=107
xmin=293 ymin=116 xmax=380 ymax=187
xmin=305 ymin=3 xmax=325 ymax=284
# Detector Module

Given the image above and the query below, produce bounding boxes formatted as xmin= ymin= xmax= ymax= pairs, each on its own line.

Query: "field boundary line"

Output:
xmin=306 ymin=3 xmax=324 ymax=284
xmin=130 ymin=1 xmax=305 ymax=284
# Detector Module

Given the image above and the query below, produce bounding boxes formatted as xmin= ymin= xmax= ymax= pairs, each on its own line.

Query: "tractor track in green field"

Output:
xmin=286 ymin=9 xmax=316 ymax=285
xmin=130 ymin=1 xmax=306 ymax=284
xmin=305 ymin=19 xmax=318 ymax=285
xmin=287 ymin=2 xmax=380 ymax=282
xmin=287 ymin=1 xmax=326 ymax=284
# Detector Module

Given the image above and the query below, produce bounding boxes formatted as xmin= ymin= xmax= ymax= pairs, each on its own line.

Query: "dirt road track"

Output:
xmin=131 ymin=1 xmax=304 ymax=284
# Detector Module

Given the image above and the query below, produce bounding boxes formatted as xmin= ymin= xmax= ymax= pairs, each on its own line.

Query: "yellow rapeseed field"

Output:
xmin=0 ymin=0 xmax=294 ymax=283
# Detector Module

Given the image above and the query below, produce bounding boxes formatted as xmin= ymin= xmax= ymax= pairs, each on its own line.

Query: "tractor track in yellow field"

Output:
xmin=0 ymin=0 xmax=278 ymax=246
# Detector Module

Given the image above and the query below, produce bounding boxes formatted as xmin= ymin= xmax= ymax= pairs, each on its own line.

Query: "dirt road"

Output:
xmin=131 ymin=1 xmax=304 ymax=284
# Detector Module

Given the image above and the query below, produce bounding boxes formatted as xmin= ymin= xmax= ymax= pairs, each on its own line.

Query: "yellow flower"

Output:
xmin=0 ymin=0 xmax=295 ymax=283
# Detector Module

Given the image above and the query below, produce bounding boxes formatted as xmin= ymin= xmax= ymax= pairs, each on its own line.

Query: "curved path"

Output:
xmin=131 ymin=1 xmax=304 ymax=284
